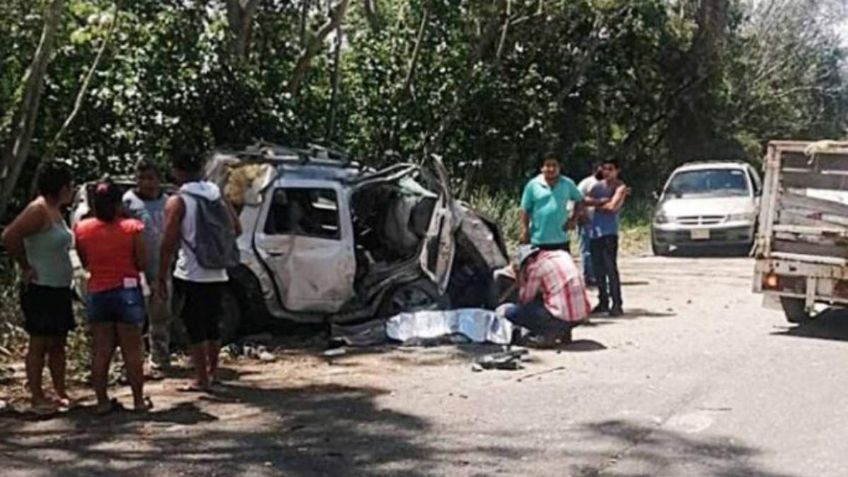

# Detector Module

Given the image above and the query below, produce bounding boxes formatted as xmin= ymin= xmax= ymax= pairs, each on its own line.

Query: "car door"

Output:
xmin=253 ymin=180 xmax=356 ymax=313
xmin=418 ymin=157 xmax=457 ymax=294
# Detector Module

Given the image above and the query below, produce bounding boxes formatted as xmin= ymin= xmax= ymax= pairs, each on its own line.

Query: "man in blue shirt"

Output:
xmin=587 ymin=158 xmax=628 ymax=317
xmin=123 ymin=160 xmax=170 ymax=375
xmin=520 ymin=152 xmax=584 ymax=251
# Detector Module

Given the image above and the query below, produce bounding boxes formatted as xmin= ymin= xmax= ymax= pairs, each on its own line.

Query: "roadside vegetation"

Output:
xmin=1 ymin=1 xmax=847 ymax=364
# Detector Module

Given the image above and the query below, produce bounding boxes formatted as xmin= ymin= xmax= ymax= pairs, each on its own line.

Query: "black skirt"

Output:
xmin=20 ymin=284 xmax=76 ymax=336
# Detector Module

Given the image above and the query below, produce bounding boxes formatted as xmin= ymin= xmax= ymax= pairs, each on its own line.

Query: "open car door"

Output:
xmin=418 ymin=157 xmax=458 ymax=293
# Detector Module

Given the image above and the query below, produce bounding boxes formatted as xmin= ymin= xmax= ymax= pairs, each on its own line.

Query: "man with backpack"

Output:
xmin=158 ymin=153 xmax=241 ymax=392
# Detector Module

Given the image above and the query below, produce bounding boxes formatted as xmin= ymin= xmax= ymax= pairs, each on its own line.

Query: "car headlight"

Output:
xmin=726 ymin=212 xmax=755 ymax=222
xmin=654 ymin=211 xmax=670 ymax=224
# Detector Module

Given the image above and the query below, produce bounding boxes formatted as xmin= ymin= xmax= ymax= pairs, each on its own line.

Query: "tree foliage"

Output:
xmin=1 ymin=0 xmax=846 ymax=218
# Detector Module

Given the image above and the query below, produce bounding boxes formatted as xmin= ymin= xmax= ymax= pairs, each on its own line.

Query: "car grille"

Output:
xmin=676 ymin=215 xmax=726 ymax=225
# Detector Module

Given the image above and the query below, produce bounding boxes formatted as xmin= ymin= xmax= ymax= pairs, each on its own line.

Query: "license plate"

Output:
xmin=691 ymin=229 xmax=710 ymax=241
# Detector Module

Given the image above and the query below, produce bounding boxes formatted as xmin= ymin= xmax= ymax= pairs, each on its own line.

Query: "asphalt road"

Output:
xmin=3 ymin=255 xmax=848 ymax=477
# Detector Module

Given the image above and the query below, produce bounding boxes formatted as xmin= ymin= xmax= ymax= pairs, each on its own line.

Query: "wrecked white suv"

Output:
xmin=204 ymin=144 xmax=509 ymax=338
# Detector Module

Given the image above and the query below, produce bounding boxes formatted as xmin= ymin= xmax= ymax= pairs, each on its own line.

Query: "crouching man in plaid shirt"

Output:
xmin=501 ymin=245 xmax=592 ymax=347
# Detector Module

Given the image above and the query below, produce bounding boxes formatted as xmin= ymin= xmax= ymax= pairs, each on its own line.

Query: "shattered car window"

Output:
xmin=265 ymin=188 xmax=341 ymax=239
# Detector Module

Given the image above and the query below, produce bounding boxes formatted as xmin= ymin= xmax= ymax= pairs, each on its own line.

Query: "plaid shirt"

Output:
xmin=520 ymin=250 xmax=591 ymax=322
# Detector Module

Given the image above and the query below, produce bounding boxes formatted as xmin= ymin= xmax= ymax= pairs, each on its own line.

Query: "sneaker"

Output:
xmin=517 ymin=334 xmax=558 ymax=349
xmin=609 ymin=307 xmax=624 ymax=317
xmin=591 ymin=304 xmax=610 ymax=315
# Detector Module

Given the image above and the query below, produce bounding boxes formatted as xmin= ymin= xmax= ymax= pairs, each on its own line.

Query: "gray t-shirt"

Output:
xmin=123 ymin=190 xmax=167 ymax=281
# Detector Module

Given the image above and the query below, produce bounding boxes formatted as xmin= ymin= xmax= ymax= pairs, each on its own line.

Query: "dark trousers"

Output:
xmin=503 ymin=300 xmax=571 ymax=336
xmin=590 ymin=235 xmax=622 ymax=309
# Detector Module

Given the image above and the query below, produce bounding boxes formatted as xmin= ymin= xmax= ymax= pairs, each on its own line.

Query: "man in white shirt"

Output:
xmin=577 ymin=164 xmax=603 ymax=286
xmin=158 ymin=153 xmax=240 ymax=392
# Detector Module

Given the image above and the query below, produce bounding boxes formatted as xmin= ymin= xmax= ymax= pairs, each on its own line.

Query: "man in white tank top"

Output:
xmin=158 ymin=153 xmax=239 ymax=392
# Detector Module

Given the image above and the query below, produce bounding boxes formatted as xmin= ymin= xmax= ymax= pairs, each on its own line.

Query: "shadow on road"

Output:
xmin=572 ymin=419 xmax=799 ymax=477
xmin=0 ymin=379 xmax=519 ymax=477
xmin=772 ymin=308 xmax=848 ymax=342
xmin=663 ymin=246 xmax=752 ymax=259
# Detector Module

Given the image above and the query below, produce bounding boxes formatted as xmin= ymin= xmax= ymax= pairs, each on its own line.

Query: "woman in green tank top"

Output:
xmin=1 ymin=161 xmax=75 ymax=414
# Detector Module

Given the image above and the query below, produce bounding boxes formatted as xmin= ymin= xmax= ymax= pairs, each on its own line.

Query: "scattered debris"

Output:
xmin=225 ymin=343 xmax=276 ymax=362
xmin=515 ymin=366 xmax=567 ymax=382
xmin=323 ymin=348 xmax=347 ymax=358
xmin=472 ymin=349 xmax=528 ymax=371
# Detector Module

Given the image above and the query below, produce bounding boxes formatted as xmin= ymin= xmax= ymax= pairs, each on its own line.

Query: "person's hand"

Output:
xmin=566 ymin=218 xmax=577 ymax=231
xmin=519 ymin=230 xmax=529 ymax=245
xmin=21 ymin=266 xmax=37 ymax=287
xmin=625 ymin=187 xmax=633 ymax=196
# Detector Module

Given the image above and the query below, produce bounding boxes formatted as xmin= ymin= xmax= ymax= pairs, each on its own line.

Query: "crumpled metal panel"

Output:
xmin=457 ymin=207 xmax=509 ymax=270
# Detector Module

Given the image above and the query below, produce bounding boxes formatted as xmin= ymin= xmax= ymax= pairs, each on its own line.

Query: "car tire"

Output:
xmin=379 ymin=278 xmax=450 ymax=318
xmin=651 ymin=234 xmax=670 ymax=257
xmin=780 ymin=297 xmax=811 ymax=324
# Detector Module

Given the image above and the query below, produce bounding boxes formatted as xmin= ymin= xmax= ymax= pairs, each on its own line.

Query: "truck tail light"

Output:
xmin=763 ymin=274 xmax=779 ymax=290
xmin=763 ymin=274 xmax=805 ymax=293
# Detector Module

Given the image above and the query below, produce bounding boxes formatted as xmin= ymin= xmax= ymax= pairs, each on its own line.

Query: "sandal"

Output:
xmin=132 ymin=396 xmax=154 ymax=413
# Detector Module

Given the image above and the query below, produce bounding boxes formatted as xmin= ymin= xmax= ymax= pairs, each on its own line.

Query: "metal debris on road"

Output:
xmin=472 ymin=349 xmax=528 ymax=371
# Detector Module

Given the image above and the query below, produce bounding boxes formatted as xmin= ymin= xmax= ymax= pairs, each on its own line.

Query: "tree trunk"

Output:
xmin=225 ymin=0 xmax=260 ymax=63
xmin=363 ymin=0 xmax=381 ymax=32
xmin=0 ymin=0 xmax=65 ymax=220
xmin=27 ymin=2 xmax=121 ymax=200
xmin=326 ymin=23 xmax=344 ymax=141
xmin=288 ymin=0 xmax=351 ymax=96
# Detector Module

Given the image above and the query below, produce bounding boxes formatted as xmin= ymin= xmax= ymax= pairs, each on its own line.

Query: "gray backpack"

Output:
xmin=181 ymin=191 xmax=240 ymax=269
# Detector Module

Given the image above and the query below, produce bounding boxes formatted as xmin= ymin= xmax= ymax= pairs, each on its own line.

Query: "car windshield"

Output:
xmin=665 ymin=168 xmax=750 ymax=198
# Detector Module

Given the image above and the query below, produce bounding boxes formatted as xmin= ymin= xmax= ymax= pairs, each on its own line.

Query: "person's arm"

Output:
xmin=583 ymin=196 xmax=609 ymax=207
xmin=599 ymin=183 xmax=628 ymax=213
xmin=73 ymin=225 xmax=89 ymax=270
xmin=518 ymin=264 xmax=541 ymax=304
xmin=132 ymin=228 xmax=146 ymax=273
xmin=566 ymin=181 xmax=585 ymax=229
xmin=157 ymin=196 xmax=185 ymax=296
xmin=1 ymin=203 xmax=47 ymax=283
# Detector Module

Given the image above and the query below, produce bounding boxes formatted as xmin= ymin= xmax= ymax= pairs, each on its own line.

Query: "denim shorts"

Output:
xmin=87 ymin=287 xmax=145 ymax=326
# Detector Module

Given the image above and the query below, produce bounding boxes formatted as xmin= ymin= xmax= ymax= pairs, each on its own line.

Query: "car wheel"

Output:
xmin=780 ymin=297 xmax=811 ymax=324
xmin=651 ymin=234 xmax=670 ymax=256
xmin=379 ymin=278 xmax=450 ymax=318
xmin=220 ymin=287 xmax=243 ymax=345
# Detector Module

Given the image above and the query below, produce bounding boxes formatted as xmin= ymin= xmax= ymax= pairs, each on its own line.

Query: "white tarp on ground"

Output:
xmin=386 ymin=308 xmax=514 ymax=345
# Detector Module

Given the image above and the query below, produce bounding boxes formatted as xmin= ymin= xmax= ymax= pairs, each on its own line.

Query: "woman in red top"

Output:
xmin=74 ymin=182 xmax=151 ymax=414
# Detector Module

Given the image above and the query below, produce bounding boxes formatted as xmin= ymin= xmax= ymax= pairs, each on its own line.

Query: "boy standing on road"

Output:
xmin=520 ymin=152 xmax=584 ymax=251
xmin=587 ymin=159 xmax=628 ymax=316
xmin=123 ymin=160 xmax=170 ymax=376
xmin=158 ymin=153 xmax=240 ymax=392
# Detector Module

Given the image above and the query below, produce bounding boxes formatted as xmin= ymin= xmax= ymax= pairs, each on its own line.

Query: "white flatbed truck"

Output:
xmin=753 ymin=141 xmax=848 ymax=323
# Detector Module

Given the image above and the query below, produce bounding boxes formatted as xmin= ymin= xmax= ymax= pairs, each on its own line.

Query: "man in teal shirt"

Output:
xmin=520 ymin=152 xmax=584 ymax=251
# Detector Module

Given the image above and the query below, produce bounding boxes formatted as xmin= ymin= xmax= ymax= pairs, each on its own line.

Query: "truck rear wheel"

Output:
xmin=780 ymin=297 xmax=811 ymax=324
